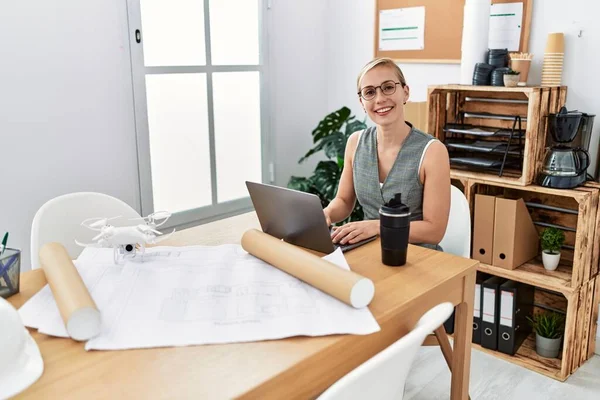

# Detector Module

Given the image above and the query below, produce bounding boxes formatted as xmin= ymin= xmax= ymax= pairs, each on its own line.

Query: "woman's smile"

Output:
xmin=374 ymin=105 xmax=394 ymax=116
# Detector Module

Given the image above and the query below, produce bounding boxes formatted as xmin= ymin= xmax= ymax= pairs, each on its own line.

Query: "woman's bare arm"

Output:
xmin=409 ymin=140 xmax=451 ymax=245
xmin=323 ymin=131 xmax=360 ymax=225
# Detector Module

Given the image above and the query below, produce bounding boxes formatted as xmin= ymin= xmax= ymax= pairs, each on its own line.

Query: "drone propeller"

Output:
xmin=75 ymin=239 xmax=104 ymax=248
xmin=151 ymin=229 xmax=176 ymax=244
xmin=92 ymin=232 xmax=107 ymax=241
xmin=82 ymin=216 xmax=122 ymax=230
xmin=129 ymin=211 xmax=171 ymax=227
xmin=137 ymin=225 xmax=162 ymax=235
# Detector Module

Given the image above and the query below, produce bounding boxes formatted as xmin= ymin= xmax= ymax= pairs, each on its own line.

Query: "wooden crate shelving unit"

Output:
xmin=451 ymin=178 xmax=600 ymax=381
xmin=428 ymin=85 xmax=567 ymax=186
xmin=463 ymin=178 xmax=599 ymax=295
xmin=450 ymin=277 xmax=599 ymax=381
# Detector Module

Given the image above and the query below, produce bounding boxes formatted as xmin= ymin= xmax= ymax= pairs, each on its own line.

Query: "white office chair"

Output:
xmin=439 ymin=185 xmax=471 ymax=258
xmin=317 ymin=303 xmax=454 ymax=400
xmin=30 ymin=192 xmax=141 ymax=269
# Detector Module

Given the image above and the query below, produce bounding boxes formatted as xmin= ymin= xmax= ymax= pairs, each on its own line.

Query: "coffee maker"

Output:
xmin=537 ymin=107 xmax=595 ymax=188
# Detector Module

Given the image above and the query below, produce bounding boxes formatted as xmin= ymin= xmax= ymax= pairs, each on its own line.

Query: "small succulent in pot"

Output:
xmin=540 ymin=227 xmax=565 ymax=271
xmin=527 ymin=311 xmax=565 ymax=358
xmin=503 ymin=69 xmax=521 ymax=87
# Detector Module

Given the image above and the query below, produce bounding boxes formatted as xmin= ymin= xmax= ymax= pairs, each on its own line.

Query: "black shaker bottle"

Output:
xmin=379 ymin=193 xmax=411 ymax=266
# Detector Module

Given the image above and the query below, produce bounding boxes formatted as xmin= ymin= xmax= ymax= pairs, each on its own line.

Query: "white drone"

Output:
xmin=76 ymin=211 xmax=174 ymax=263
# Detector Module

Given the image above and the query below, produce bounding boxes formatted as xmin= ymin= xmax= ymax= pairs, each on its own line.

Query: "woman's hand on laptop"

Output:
xmin=331 ymin=221 xmax=379 ymax=245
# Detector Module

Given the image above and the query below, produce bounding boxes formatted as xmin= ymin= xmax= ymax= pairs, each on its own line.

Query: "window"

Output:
xmin=127 ymin=0 xmax=270 ymax=228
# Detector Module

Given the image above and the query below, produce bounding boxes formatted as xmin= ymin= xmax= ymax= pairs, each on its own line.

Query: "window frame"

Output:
xmin=126 ymin=0 xmax=272 ymax=229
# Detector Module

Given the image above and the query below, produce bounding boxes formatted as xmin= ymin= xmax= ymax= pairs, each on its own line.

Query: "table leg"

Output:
xmin=450 ymin=270 xmax=476 ymax=400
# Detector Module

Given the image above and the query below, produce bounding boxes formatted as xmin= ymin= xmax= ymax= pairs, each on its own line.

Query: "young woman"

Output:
xmin=323 ymin=57 xmax=450 ymax=250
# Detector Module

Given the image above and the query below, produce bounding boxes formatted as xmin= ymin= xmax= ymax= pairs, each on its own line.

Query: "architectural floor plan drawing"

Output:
xmin=85 ymin=246 xmax=380 ymax=351
xmin=159 ymin=280 xmax=318 ymax=322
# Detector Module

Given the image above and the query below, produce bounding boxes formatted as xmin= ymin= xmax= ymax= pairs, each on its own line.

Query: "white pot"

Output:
xmin=542 ymin=251 xmax=561 ymax=271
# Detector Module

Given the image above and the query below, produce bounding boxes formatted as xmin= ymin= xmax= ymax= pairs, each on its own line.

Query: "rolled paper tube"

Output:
xmin=39 ymin=243 xmax=101 ymax=341
xmin=241 ymin=229 xmax=375 ymax=308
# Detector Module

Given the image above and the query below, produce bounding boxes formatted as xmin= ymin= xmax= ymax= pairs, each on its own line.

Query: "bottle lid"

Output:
xmin=379 ymin=193 xmax=411 ymax=217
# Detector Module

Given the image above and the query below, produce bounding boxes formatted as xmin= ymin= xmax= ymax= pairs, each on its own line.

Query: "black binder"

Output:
xmin=498 ymin=280 xmax=534 ymax=355
xmin=473 ymin=273 xmax=489 ymax=344
xmin=481 ymin=276 xmax=507 ymax=350
xmin=443 ymin=309 xmax=455 ymax=334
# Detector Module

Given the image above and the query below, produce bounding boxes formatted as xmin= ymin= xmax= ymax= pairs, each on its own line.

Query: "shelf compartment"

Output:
xmin=464 ymin=178 xmax=600 ymax=291
xmin=463 ymin=333 xmax=564 ymax=381
xmin=428 ymin=85 xmax=567 ymax=186
xmin=447 ymin=276 xmax=599 ymax=382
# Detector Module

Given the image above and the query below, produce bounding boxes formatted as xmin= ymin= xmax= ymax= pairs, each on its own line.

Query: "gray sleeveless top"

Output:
xmin=353 ymin=124 xmax=441 ymax=250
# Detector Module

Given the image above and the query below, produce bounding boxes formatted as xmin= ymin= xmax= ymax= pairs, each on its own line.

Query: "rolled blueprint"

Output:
xmin=241 ymin=229 xmax=375 ymax=308
xmin=39 ymin=243 xmax=101 ymax=341
xmin=460 ymin=0 xmax=491 ymax=84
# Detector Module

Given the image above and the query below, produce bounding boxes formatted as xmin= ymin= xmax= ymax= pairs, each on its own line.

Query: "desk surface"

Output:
xmin=10 ymin=212 xmax=478 ymax=400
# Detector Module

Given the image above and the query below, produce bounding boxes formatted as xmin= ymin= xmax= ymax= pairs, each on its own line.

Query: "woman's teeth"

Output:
xmin=376 ymin=107 xmax=392 ymax=114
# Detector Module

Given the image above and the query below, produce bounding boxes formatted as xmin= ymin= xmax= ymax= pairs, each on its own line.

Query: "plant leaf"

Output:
xmin=312 ymin=107 xmax=351 ymax=142
xmin=291 ymin=106 xmax=365 ymax=222
xmin=311 ymin=161 xmax=341 ymax=202
xmin=345 ymin=118 xmax=368 ymax=138
xmin=287 ymin=176 xmax=314 ymax=193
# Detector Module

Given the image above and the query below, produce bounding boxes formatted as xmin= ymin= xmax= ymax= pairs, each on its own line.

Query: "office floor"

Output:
xmin=405 ymin=347 xmax=600 ymax=399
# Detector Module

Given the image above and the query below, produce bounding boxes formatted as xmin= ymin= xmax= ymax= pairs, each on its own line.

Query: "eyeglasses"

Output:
xmin=358 ymin=81 xmax=402 ymax=101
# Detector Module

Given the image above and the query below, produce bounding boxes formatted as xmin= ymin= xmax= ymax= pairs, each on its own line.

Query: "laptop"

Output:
xmin=245 ymin=181 xmax=377 ymax=253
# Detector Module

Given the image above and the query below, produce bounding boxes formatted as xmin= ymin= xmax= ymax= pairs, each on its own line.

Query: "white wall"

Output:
xmin=269 ymin=0 xmax=329 ymax=187
xmin=0 ymin=1 xmax=140 ymax=270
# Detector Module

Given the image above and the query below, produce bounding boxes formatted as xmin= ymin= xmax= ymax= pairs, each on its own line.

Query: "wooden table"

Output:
xmin=9 ymin=212 xmax=478 ymax=399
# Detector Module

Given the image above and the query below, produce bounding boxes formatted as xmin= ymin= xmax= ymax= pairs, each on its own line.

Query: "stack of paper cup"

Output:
xmin=541 ymin=33 xmax=564 ymax=87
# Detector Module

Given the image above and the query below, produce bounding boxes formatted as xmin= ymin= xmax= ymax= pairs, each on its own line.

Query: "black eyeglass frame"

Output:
xmin=357 ymin=81 xmax=403 ymax=101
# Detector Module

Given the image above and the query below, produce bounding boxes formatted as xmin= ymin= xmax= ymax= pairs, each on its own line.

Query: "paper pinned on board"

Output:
xmin=488 ymin=2 xmax=523 ymax=51
xmin=379 ymin=7 xmax=425 ymax=51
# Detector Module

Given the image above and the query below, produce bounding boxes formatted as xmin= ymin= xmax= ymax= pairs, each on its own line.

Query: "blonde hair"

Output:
xmin=356 ymin=57 xmax=407 ymax=93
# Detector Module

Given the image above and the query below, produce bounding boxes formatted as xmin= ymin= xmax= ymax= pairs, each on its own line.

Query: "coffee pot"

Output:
xmin=537 ymin=107 xmax=593 ymax=188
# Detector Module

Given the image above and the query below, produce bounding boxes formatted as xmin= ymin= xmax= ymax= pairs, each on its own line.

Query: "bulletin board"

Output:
xmin=374 ymin=0 xmax=533 ymax=63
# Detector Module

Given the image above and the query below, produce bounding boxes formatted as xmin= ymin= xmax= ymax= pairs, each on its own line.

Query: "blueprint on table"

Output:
xmin=85 ymin=246 xmax=380 ymax=350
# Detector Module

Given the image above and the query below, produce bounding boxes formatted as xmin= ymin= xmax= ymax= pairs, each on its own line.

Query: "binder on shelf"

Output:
xmin=492 ymin=197 xmax=539 ymax=270
xmin=443 ymin=309 xmax=455 ymax=335
xmin=481 ymin=276 xmax=507 ymax=350
xmin=498 ymin=280 xmax=535 ymax=356
xmin=473 ymin=273 xmax=490 ymax=344
xmin=472 ymin=194 xmax=496 ymax=264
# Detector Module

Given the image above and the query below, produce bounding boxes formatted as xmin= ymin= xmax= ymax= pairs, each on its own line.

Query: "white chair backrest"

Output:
xmin=316 ymin=302 xmax=454 ymax=400
xmin=30 ymin=192 xmax=141 ymax=269
xmin=439 ymin=185 xmax=471 ymax=258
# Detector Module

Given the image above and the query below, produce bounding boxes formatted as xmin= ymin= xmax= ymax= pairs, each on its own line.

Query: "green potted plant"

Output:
xmin=288 ymin=106 xmax=367 ymax=224
xmin=527 ymin=311 xmax=565 ymax=358
xmin=503 ymin=69 xmax=521 ymax=87
xmin=540 ymin=227 xmax=565 ymax=271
